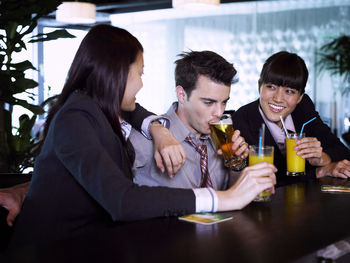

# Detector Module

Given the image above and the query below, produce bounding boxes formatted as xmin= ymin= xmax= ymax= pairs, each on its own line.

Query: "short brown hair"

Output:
xmin=175 ymin=51 xmax=237 ymax=97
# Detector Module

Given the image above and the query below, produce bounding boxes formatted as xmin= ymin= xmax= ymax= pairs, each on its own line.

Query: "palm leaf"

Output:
xmin=29 ymin=29 xmax=76 ymax=43
xmin=316 ymin=35 xmax=350 ymax=86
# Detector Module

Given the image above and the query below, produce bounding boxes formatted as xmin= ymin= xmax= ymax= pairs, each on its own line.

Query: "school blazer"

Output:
xmin=11 ymin=92 xmax=195 ymax=247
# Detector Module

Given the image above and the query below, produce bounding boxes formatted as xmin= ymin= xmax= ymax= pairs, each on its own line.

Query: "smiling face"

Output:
xmin=259 ymin=83 xmax=303 ymax=128
xmin=121 ymin=52 xmax=144 ymax=111
xmin=176 ymin=75 xmax=230 ymax=138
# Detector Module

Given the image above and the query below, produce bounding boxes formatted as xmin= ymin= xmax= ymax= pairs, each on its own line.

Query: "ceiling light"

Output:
xmin=56 ymin=2 xmax=96 ymax=24
xmin=172 ymin=0 xmax=220 ymax=9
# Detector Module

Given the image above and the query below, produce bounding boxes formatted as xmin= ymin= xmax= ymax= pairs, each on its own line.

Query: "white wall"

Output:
xmin=39 ymin=0 xmax=350 ymax=135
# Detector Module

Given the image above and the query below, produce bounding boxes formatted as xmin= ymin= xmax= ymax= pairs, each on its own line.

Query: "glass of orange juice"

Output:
xmin=286 ymin=133 xmax=305 ymax=176
xmin=249 ymin=145 xmax=274 ymax=202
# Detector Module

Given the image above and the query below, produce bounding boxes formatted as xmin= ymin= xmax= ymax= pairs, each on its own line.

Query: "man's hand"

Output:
xmin=216 ymin=129 xmax=249 ymax=159
xmin=149 ymin=122 xmax=186 ymax=177
xmin=0 ymin=182 xmax=29 ymax=226
xmin=216 ymin=162 xmax=277 ymax=211
xmin=231 ymin=129 xmax=249 ymax=159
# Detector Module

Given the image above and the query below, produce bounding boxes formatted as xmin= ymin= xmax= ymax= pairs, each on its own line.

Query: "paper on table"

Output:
xmin=179 ymin=213 xmax=233 ymax=225
xmin=321 ymin=185 xmax=350 ymax=193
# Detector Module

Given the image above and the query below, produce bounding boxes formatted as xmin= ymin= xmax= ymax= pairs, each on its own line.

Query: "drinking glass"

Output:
xmin=249 ymin=145 xmax=274 ymax=202
xmin=210 ymin=114 xmax=243 ymax=168
xmin=286 ymin=133 xmax=306 ymax=176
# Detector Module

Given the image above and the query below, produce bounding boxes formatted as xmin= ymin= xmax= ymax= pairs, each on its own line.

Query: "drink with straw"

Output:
xmin=210 ymin=114 xmax=243 ymax=167
xmin=283 ymin=116 xmax=316 ymax=176
xmin=249 ymin=123 xmax=274 ymax=202
xmin=249 ymin=145 xmax=274 ymax=201
xmin=286 ymin=133 xmax=306 ymax=176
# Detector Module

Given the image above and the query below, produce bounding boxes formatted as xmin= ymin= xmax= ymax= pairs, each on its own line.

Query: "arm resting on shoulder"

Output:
xmin=121 ymin=103 xmax=153 ymax=131
xmin=123 ymin=103 xmax=186 ymax=177
xmin=149 ymin=121 xmax=186 ymax=177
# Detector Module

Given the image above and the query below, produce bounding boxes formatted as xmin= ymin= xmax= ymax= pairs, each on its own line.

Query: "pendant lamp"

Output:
xmin=172 ymin=0 xmax=220 ymax=9
xmin=56 ymin=1 xmax=96 ymax=24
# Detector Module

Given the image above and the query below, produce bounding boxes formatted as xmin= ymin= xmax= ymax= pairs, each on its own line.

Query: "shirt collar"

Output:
xmin=258 ymin=106 xmax=296 ymax=144
xmin=119 ymin=117 xmax=132 ymax=140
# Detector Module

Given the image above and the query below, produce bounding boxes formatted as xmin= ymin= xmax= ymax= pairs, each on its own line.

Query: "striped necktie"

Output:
xmin=185 ymin=136 xmax=213 ymax=188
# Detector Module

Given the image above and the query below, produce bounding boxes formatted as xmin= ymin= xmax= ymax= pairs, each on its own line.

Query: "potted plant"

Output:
xmin=0 ymin=0 xmax=75 ymax=173
xmin=317 ymin=35 xmax=350 ymax=94
xmin=316 ymin=35 xmax=350 ymax=145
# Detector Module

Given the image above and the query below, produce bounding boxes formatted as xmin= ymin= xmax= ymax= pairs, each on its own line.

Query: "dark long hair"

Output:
xmin=258 ymin=51 xmax=308 ymax=94
xmin=44 ymin=24 xmax=143 ymax=145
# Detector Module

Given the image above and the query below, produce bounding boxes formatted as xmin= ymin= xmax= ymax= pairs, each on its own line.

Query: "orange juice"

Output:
xmin=286 ymin=133 xmax=305 ymax=176
xmin=249 ymin=154 xmax=274 ymax=165
xmin=249 ymin=145 xmax=274 ymax=202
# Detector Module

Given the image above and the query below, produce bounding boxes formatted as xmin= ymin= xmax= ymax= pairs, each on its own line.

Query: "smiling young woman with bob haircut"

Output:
xmin=232 ymin=51 xmax=350 ymax=184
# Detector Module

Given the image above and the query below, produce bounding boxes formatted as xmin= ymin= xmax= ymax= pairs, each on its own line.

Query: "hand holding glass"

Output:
xmin=249 ymin=145 xmax=274 ymax=202
xmin=286 ymin=133 xmax=306 ymax=176
xmin=209 ymin=114 xmax=244 ymax=168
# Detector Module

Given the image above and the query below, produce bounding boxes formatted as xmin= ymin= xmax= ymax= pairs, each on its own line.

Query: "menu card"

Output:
xmin=179 ymin=213 xmax=233 ymax=225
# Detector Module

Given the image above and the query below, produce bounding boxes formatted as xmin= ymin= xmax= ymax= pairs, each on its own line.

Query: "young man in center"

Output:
xmin=131 ymin=50 xmax=259 ymax=190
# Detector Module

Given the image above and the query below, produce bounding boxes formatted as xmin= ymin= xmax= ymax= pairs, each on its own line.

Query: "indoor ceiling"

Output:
xmin=87 ymin=0 xmax=258 ymax=13
xmin=40 ymin=0 xmax=260 ymax=29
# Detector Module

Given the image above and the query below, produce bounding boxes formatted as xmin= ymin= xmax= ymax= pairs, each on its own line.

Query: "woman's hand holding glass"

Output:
xmin=293 ymin=136 xmax=350 ymax=179
xmin=295 ymin=137 xmax=331 ymax=166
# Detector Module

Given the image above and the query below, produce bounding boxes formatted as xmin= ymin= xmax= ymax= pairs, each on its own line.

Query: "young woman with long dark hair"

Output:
xmin=9 ymin=25 xmax=276 ymax=247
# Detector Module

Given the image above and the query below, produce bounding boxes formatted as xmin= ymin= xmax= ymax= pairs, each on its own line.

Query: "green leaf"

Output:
xmin=16 ymin=39 xmax=27 ymax=52
xmin=10 ymin=60 xmax=36 ymax=71
xmin=17 ymin=114 xmax=36 ymax=136
xmin=316 ymin=35 xmax=350 ymax=87
xmin=0 ymin=72 xmax=13 ymax=95
xmin=13 ymin=78 xmax=38 ymax=94
xmin=8 ymin=97 xmax=44 ymax=115
xmin=29 ymin=29 xmax=76 ymax=43
xmin=0 ymin=0 xmax=65 ymax=172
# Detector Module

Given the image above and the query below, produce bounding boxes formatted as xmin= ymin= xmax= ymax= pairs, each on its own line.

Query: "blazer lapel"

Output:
xmin=248 ymin=100 xmax=287 ymax=178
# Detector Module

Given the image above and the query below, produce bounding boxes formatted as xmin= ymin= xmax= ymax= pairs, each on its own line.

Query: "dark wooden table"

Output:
xmin=2 ymin=177 xmax=350 ymax=263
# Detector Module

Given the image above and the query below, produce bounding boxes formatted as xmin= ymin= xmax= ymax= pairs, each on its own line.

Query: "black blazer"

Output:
xmin=10 ymin=92 xmax=195 ymax=247
xmin=232 ymin=94 xmax=350 ymax=185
